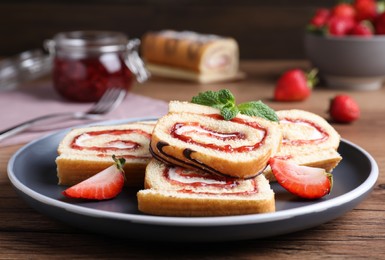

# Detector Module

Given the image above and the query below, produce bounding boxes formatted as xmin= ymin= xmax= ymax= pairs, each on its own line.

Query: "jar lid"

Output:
xmin=0 ymin=49 xmax=52 ymax=90
xmin=49 ymin=31 xmax=129 ymax=53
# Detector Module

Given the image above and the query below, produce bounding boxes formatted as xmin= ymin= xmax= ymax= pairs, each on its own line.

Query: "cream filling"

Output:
xmin=280 ymin=119 xmax=324 ymax=141
xmin=174 ymin=124 xmax=239 ymax=139
xmin=204 ymin=54 xmax=230 ymax=70
xmin=168 ymin=167 xmax=227 ymax=185
xmin=74 ymin=133 xmax=139 ymax=149
xmin=173 ymin=123 xmax=265 ymax=147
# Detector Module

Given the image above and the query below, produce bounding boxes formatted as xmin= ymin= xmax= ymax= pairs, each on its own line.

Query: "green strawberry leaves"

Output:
xmin=112 ymin=154 xmax=126 ymax=172
xmin=191 ymin=89 xmax=279 ymax=122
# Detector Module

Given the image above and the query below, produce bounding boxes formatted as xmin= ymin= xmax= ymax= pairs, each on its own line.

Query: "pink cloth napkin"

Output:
xmin=0 ymin=82 xmax=168 ymax=147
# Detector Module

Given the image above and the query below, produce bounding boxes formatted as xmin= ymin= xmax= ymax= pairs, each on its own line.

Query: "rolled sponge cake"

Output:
xmin=141 ymin=30 xmax=241 ymax=83
xmin=150 ymin=101 xmax=282 ymax=179
xmin=137 ymin=159 xmax=275 ymax=216
xmin=264 ymin=109 xmax=342 ymax=181
xmin=56 ymin=121 xmax=156 ymax=186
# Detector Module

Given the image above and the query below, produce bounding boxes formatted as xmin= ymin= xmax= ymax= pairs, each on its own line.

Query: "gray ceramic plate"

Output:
xmin=7 ymin=118 xmax=379 ymax=242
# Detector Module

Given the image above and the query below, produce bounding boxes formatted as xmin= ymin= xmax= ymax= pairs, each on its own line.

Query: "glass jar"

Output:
xmin=0 ymin=49 xmax=52 ymax=90
xmin=45 ymin=31 xmax=149 ymax=102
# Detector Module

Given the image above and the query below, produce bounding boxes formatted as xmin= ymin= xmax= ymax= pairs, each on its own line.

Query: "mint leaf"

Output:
xmin=238 ymin=101 xmax=279 ymax=122
xmin=191 ymin=89 xmax=278 ymax=122
xmin=221 ymin=103 xmax=239 ymax=121
xmin=192 ymin=89 xmax=236 ymax=115
xmin=217 ymin=89 xmax=235 ymax=105
xmin=191 ymin=91 xmax=221 ymax=108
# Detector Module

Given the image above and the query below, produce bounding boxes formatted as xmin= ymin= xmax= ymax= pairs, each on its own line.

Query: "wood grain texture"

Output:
xmin=1 ymin=60 xmax=384 ymax=259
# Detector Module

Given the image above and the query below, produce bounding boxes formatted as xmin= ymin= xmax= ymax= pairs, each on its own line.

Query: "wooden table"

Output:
xmin=1 ymin=60 xmax=384 ymax=259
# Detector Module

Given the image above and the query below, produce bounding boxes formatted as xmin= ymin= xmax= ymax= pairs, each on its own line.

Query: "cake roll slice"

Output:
xmin=137 ymin=159 xmax=275 ymax=216
xmin=150 ymin=101 xmax=282 ymax=179
xmin=264 ymin=109 xmax=342 ymax=181
xmin=141 ymin=30 xmax=242 ymax=83
xmin=56 ymin=121 xmax=156 ymax=186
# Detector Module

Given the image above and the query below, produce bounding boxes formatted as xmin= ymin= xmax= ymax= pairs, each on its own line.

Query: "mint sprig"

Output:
xmin=191 ymin=89 xmax=233 ymax=109
xmin=238 ymin=101 xmax=279 ymax=122
xmin=191 ymin=89 xmax=279 ymax=122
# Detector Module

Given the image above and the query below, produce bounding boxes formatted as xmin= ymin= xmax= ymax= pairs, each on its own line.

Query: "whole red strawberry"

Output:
xmin=350 ymin=20 xmax=374 ymax=36
xmin=354 ymin=0 xmax=377 ymax=22
xmin=327 ymin=16 xmax=355 ymax=36
xmin=274 ymin=69 xmax=317 ymax=102
xmin=332 ymin=3 xmax=356 ymax=19
xmin=375 ymin=12 xmax=385 ymax=34
xmin=329 ymin=94 xmax=360 ymax=123
xmin=309 ymin=8 xmax=331 ymax=28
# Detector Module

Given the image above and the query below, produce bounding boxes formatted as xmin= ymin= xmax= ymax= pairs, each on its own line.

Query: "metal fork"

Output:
xmin=0 ymin=87 xmax=127 ymax=142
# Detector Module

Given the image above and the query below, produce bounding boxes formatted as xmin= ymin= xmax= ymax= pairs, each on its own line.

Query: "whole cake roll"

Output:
xmin=56 ymin=121 xmax=156 ymax=186
xmin=137 ymin=159 xmax=275 ymax=216
xmin=141 ymin=30 xmax=241 ymax=83
xmin=264 ymin=109 xmax=342 ymax=181
xmin=150 ymin=101 xmax=282 ymax=179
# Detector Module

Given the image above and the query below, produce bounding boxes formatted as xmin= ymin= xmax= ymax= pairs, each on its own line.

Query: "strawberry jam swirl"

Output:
xmin=280 ymin=118 xmax=329 ymax=145
xmin=170 ymin=114 xmax=267 ymax=153
xmin=163 ymin=166 xmax=258 ymax=195
xmin=71 ymin=129 xmax=152 ymax=159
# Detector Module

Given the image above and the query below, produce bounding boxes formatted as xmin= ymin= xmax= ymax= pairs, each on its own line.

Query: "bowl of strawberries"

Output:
xmin=304 ymin=0 xmax=385 ymax=90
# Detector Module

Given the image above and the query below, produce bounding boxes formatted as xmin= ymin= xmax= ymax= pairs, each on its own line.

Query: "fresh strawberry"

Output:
xmin=375 ymin=12 xmax=385 ymax=34
xmin=63 ymin=155 xmax=126 ymax=200
xmin=269 ymin=158 xmax=333 ymax=199
xmin=309 ymin=8 xmax=331 ymax=28
xmin=350 ymin=20 xmax=374 ymax=36
xmin=354 ymin=0 xmax=377 ymax=22
xmin=332 ymin=3 xmax=356 ymax=19
xmin=329 ymin=94 xmax=360 ymax=123
xmin=274 ymin=69 xmax=317 ymax=102
xmin=327 ymin=16 xmax=355 ymax=36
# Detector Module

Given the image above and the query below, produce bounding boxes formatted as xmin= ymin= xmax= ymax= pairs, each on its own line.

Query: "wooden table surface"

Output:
xmin=1 ymin=60 xmax=384 ymax=259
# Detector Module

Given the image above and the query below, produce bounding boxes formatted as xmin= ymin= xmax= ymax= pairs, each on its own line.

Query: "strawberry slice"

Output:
xmin=269 ymin=158 xmax=333 ymax=199
xmin=63 ymin=155 xmax=126 ymax=200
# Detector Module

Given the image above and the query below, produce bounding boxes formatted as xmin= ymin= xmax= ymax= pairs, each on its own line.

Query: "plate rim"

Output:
xmin=7 ymin=117 xmax=379 ymax=227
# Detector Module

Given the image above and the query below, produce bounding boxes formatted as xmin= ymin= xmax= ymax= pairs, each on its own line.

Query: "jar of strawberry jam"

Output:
xmin=45 ymin=31 xmax=149 ymax=102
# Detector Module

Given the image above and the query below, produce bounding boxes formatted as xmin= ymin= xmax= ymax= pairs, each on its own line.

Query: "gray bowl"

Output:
xmin=304 ymin=33 xmax=385 ymax=90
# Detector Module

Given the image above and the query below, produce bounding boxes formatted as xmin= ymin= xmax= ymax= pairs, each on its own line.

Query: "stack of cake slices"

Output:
xmin=56 ymin=101 xmax=342 ymax=217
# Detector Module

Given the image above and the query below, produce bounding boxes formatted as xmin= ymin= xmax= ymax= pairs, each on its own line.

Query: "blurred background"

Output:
xmin=0 ymin=0 xmax=335 ymax=59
